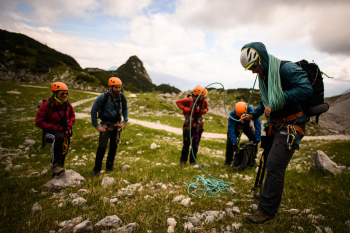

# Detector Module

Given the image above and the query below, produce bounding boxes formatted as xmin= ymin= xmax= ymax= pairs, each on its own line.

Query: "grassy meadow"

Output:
xmin=0 ymin=81 xmax=349 ymax=232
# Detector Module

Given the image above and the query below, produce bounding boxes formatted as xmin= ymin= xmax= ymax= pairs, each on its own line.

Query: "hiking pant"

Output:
xmin=45 ymin=131 xmax=69 ymax=168
xmin=225 ymin=124 xmax=256 ymax=164
xmin=181 ymin=124 xmax=203 ymax=164
xmin=258 ymin=123 xmax=305 ymax=215
xmin=94 ymin=126 xmax=120 ymax=172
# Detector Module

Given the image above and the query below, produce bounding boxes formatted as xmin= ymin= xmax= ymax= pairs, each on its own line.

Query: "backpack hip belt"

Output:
xmin=185 ymin=116 xmax=203 ymax=127
xmin=268 ymin=111 xmax=305 ymax=136
xmin=105 ymin=122 xmax=120 ymax=131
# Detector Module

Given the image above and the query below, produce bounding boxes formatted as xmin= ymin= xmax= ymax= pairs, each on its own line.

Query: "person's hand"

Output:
xmin=183 ymin=107 xmax=191 ymax=113
xmin=97 ymin=126 xmax=107 ymax=132
xmin=202 ymin=109 xmax=208 ymax=114
xmin=240 ymin=114 xmax=253 ymax=123
xmin=264 ymin=104 xmax=271 ymax=117
xmin=120 ymin=122 xmax=126 ymax=130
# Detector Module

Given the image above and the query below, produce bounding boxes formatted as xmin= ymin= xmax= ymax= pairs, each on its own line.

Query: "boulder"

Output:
xmin=102 ymin=177 xmax=115 ymax=188
xmin=116 ymin=222 xmax=137 ymax=232
xmin=58 ymin=220 xmax=74 ymax=233
xmin=23 ymin=139 xmax=35 ymax=148
xmin=95 ymin=215 xmax=122 ymax=229
xmin=73 ymin=220 xmax=93 ymax=233
xmin=43 ymin=170 xmax=85 ymax=192
xmin=310 ymin=150 xmax=345 ymax=175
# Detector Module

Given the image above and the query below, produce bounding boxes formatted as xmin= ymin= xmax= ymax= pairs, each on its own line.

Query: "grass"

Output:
xmin=0 ymin=81 xmax=350 ymax=232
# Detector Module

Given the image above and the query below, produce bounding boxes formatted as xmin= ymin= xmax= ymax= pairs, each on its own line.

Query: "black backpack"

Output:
xmin=281 ymin=60 xmax=333 ymax=123
xmin=232 ymin=141 xmax=258 ymax=171
xmin=98 ymin=90 xmax=125 ymax=123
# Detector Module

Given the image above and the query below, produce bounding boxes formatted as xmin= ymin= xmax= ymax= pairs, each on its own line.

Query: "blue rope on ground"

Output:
xmin=184 ymin=79 xmax=258 ymax=198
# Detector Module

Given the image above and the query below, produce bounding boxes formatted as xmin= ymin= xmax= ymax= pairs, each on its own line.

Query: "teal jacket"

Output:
xmin=242 ymin=42 xmax=313 ymax=122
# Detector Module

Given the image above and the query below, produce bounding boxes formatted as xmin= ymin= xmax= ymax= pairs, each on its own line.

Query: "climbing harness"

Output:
xmin=62 ymin=131 xmax=70 ymax=154
xmin=184 ymin=79 xmax=258 ymax=198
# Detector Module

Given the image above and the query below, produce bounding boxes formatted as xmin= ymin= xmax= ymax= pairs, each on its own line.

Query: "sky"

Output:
xmin=0 ymin=0 xmax=350 ymax=97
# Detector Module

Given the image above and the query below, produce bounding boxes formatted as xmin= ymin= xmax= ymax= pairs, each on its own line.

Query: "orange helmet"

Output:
xmin=193 ymin=85 xmax=208 ymax=96
xmin=51 ymin=82 xmax=68 ymax=92
xmin=108 ymin=77 xmax=122 ymax=86
xmin=235 ymin=102 xmax=247 ymax=117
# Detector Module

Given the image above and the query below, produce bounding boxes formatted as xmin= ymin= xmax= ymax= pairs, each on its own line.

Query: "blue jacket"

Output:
xmin=91 ymin=90 xmax=128 ymax=129
xmin=241 ymin=42 xmax=313 ymax=122
xmin=228 ymin=105 xmax=261 ymax=144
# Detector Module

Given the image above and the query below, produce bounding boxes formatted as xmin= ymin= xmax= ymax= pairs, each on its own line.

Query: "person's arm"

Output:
xmin=35 ymin=102 xmax=58 ymax=131
xmin=90 ymin=94 xmax=104 ymax=129
xmin=250 ymin=101 xmax=265 ymax=120
xmin=67 ymin=103 xmax=75 ymax=130
xmin=280 ymin=63 xmax=313 ymax=104
xmin=202 ymin=99 xmax=208 ymax=114
xmin=120 ymin=94 xmax=128 ymax=129
xmin=228 ymin=110 xmax=237 ymax=144
xmin=176 ymin=98 xmax=191 ymax=113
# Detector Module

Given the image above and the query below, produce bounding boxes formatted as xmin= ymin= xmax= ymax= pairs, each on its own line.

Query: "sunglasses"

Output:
xmin=248 ymin=61 xmax=259 ymax=71
xmin=59 ymin=92 xmax=69 ymax=96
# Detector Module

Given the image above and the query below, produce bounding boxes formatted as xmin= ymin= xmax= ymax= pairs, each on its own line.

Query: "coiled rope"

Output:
xmin=184 ymin=79 xmax=258 ymax=198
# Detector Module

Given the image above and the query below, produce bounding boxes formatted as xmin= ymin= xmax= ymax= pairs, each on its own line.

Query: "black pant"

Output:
xmin=225 ymin=124 xmax=256 ymax=164
xmin=94 ymin=127 xmax=119 ymax=172
xmin=258 ymin=123 xmax=305 ymax=215
xmin=45 ymin=131 xmax=69 ymax=167
xmin=181 ymin=124 xmax=203 ymax=164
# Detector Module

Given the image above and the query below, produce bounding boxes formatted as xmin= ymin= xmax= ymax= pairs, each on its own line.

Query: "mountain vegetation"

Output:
xmin=0 ymin=29 xmax=180 ymax=94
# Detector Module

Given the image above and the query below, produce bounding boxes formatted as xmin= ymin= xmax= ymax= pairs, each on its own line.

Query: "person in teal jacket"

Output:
xmin=223 ymin=102 xmax=261 ymax=167
xmin=90 ymin=77 xmax=128 ymax=177
xmin=239 ymin=42 xmax=312 ymax=224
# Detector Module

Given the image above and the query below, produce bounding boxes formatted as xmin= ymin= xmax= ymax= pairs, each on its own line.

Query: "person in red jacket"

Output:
xmin=176 ymin=85 xmax=209 ymax=165
xmin=36 ymin=82 xmax=75 ymax=176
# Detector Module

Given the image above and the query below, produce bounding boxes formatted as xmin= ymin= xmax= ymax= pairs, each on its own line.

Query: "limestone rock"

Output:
xmin=73 ymin=220 xmax=93 ymax=233
xmin=31 ymin=202 xmax=42 ymax=213
xmin=27 ymin=172 xmax=40 ymax=178
xmin=232 ymin=222 xmax=242 ymax=231
xmin=315 ymin=226 xmax=323 ymax=233
xmin=183 ymin=221 xmax=194 ymax=232
xmin=167 ymin=226 xmax=174 ymax=233
xmin=203 ymin=164 xmax=210 ymax=168
xmin=41 ymin=167 xmax=50 ymax=175
xmin=310 ymin=150 xmax=345 ymax=175
xmin=172 ymin=195 xmax=186 ymax=202
xmin=27 ymin=188 xmax=38 ymax=194
xmin=95 ymin=215 xmax=122 ymax=229
xmin=288 ymin=209 xmax=300 ymax=215
xmin=58 ymin=220 xmax=74 ymax=233
xmin=43 ymin=170 xmax=85 ymax=192
xmin=78 ymin=189 xmax=88 ymax=195
xmin=23 ymin=139 xmax=35 ymax=148
xmin=203 ymin=215 xmax=215 ymax=225
xmin=122 ymin=165 xmax=131 ymax=171
xmin=102 ymin=177 xmax=115 ymax=188
xmin=249 ymin=204 xmax=258 ymax=210
xmin=301 ymin=209 xmax=311 ymax=214
xmin=116 ymin=222 xmax=137 ymax=232
xmin=182 ymin=217 xmax=201 ymax=226
xmin=167 ymin=218 xmax=177 ymax=226
xmin=324 ymin=227 xmax=333 ymax=233
xmin=181 ymin=198 xmax=191 ymax=207
xmin=345 ymin=220 xmax=350 ymax=229
xmin=150 ymin=143 xmax=157 ymax=149
xmin=232 ymin=206 xmax=240 ymax=214
xmin=72 ymin=197 xmax=87 ymax=206
xmin=5 ymin=164 xmax=12 ymax=171
xmin=72 ymin=216 xmax=83 ymax=225
xmin=13 ymin=165 xmax=22 ymax=170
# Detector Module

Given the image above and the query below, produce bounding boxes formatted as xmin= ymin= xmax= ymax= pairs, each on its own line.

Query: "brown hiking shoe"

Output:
xmin=52 ymin=164 xmax=65 ymax=175
xmin=246 ymin=209 xmax=275 ymax=224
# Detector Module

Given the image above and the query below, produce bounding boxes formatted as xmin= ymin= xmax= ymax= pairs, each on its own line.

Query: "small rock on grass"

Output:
xmin=324 ymin=227 xmax=333 ymax=233
xmin=181 ymin=198 xmax=191 ymax=207
xmin=77 ymin=189 xmax=88 ymax=195
xmin=58 ymin=220 xmax=74 ymax=232
xmin=101 ymin=177 xmax=115 ymax=188
xmin=13 ymin=165 xmax=22 ymax=170
xmin=172 ymin=195 xmax=186 ymax=202
xmin=121 ymin=165 xmax=131 ymax=171
xmin=71 ymin=197 xmax=87 ymax=206
xmin=31 ymin=202 xmax=42 ymax=213
xmin=232 ymin=222 xmax=242 ymax=231
xmin=72 ymin=216 xmax=83 ymax=225
xmin=345 ymin=220 xmax=350 ymax=228
xmin=73 ymin=220 xmax=93 ymax=233
xmin=167 ymin=226 xmax=175 ymax=233
xmin=288 ymin=209 xmax=300 ymax=215
xmin=315 ymin=226 xmax=323 ymax=233
xmin=95 ymin=215 xmax=122 ymax=229
xmin=27 ymin=188 xmax=38 ymax=194
xmin=167 ymin=218 xmax=177 ymax=226
xmin=116 ymin=222 xmax=137 ymax=232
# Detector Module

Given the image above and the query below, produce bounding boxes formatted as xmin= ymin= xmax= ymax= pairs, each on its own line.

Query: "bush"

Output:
xmin=76 ymin=74 xmax=96 ymax=83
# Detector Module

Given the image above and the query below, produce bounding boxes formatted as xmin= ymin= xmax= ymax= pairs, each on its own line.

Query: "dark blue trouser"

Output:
xmin=258 ymin=123 xmax=305 ymax=215
xmin=181 ymin=124 xmax=203 ymax=163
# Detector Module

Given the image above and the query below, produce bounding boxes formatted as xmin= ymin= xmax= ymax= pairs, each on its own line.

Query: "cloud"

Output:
xmin=100 ymin=0 xmax=152 ymax=18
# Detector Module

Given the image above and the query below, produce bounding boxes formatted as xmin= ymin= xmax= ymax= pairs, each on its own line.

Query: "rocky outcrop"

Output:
xmin=310 ymin=150 xmax=346 ymax=175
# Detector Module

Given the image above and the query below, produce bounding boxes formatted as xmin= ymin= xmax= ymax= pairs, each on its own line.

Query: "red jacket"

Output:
xmin=36 ymin=99 xmax=75 ymax=132
xmin=176 ymin=95 xmax=208 ymax=126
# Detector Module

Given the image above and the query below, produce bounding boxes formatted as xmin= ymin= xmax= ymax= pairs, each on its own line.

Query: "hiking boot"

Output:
xmin=52 ymin=164 xmax=65 ymax=175
xmin=222 ymin=162 xmax=231 ymax=167
xmin=180 ymin=162 xmax=186 ymax=166
xmin=106 ymin=167 xmax=117 ymax=172
xmin=246 ymin=209 xmax=275 ymax=224
xmin=91 ymin=171 xmax=100 ymax=177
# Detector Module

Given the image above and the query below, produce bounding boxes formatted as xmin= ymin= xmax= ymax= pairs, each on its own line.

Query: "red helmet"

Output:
xmin=51 ymin=82 xmax=68 ymax=92
xmin=235 ymin=102 xmax=247 ymax=117
xmin=193 ymin=85 xmax=208 ymax=96
xmin=108 ymin=77 xmax=122 ymax=86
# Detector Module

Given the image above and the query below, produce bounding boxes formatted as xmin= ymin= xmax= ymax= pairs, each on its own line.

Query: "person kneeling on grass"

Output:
xmin=176 ymin=85 xmax=209 ymax=165
xmin=223 ymin=101 xmax=261 ymax=167
xmin=36 ymin=82 xmax=75 ymax=176
xmin=90 ymin=77 xmax=128 ymax=177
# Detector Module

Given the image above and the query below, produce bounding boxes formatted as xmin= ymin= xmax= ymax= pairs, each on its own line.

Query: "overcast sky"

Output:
xmin=0 ymin=0 xmax=349 ymax=97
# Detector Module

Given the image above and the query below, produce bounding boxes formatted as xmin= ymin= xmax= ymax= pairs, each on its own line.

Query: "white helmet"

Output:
xmin=240 ymin=48 xmax=259 ymax=70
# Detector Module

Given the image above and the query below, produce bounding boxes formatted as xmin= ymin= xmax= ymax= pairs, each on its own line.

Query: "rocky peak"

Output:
xmin=125 ymin=56 xmax=152 ymax=83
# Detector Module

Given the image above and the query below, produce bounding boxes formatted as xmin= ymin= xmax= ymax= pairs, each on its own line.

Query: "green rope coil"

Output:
xmin=184 ymin=80 xmax=257 ymax=198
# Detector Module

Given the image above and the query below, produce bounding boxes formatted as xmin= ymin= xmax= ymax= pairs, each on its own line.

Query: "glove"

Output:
xmin=202 ymin=109 xmax=208 ymax=114
xmin=232 ymin=143 xmax=238 ymax=152
xmin=183 ymin=107 xmax=191 ymax=113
